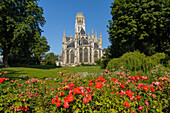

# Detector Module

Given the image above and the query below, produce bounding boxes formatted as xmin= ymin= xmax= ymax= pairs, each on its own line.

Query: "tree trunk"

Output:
xmin=3 ymin=50 xmax=9 ymax=67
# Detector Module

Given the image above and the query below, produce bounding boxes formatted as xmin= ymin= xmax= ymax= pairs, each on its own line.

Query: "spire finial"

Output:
xmin=91 ymin=29 xmax=94 ymax=40
xmin=95 ymin=31 xmax=97 ymax=41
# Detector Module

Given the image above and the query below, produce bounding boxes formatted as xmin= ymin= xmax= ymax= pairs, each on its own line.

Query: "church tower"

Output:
xmin=61 ymin=13 xmax=102 ymax=66
xmin=75 ymin=13 xmax=85 ymax=35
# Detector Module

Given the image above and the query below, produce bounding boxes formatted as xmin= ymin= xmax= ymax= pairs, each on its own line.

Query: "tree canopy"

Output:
xmin=108 ymin=0 xmax=170 ymax=58
xmin=0 ymin=0 xmax=45 ymax=67
xmin=32 ymin=36 xmax=50 ymax=65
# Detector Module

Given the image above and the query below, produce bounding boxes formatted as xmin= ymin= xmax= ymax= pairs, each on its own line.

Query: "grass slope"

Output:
xmin=0 ymin=65 xmax=104 ymax=80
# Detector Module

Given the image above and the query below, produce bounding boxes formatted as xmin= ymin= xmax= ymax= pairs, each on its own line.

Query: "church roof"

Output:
xmin=66 ymin=37 xmax=70 ymax=41
xmin=80 ymin=28 xmax=85 ymax=35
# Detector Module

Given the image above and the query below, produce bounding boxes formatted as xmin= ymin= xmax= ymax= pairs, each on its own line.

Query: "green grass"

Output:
xmin=0 ymin=65 xmax=104 ymax=80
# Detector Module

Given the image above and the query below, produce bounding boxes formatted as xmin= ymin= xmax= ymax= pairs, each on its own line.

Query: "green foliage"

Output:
xmin=32 ymin=36 xmax=50 ymax=65
xmin=108 ymin=0 xmax=170 ymax=58
xmin=98 ymin=47 xmax=112 ymax=69
xmin=0 ymin=0 xmax=45 ymax=67
xmin=42 ymin=52 xmax=58 ymax=66
xmin=106 ymin=51 xmax=166 ymax=73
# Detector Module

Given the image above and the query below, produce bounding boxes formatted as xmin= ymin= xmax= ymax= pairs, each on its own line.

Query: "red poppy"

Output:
xmin=123 ymin=101 xmax=130 ymax=108
xmin=95 ymin=82 xmax=102 ymax=88
xmin=0 ymin=78 xmax=4 ymax=83
xmin=60 ymin=92 xmax=64 ymax=96
xmin=69 ymin=83 xmax=76 ymax=87
xmin=143 ymin=86 xmax=149 ymax=91
xmin=136 ymin=95 xmax=142 ymax=99
xmin=83 ymin=97 xmax=88 ymax=104
xmin=73 ymin=87 xmax=80 ymax=94
xmin=52 ymin=98 xmax=55 ymax=104
xmin=56 ymin=101 xmax=61 ymax=107
xmin=120 ymin=85 xmax=126 ymax=89
xmin=63 ymin=69 xmax=66 ymax=71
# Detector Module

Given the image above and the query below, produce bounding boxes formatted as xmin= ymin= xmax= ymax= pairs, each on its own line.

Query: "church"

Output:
xmin=61 ymin=13 xmax=102 ymax=66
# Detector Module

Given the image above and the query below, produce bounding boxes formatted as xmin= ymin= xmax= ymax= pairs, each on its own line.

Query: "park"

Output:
xmin=0 ymin=0 xmax=169 ymax=112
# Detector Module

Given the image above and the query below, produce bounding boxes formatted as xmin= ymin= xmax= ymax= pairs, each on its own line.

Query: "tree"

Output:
xmin=108 ymin=0 xmax=170 ymax=58
xmin=32 ymin=36 xmax=50 ymax=65
xmin=0 ymin=0 xmax=45 ymax=67
xmin=42 ymin=52 xmax=58 ymax=65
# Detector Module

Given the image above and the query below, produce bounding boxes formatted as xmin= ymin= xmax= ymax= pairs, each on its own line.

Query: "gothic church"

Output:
xmin=62 ymin=13 xmax=102 ymax=66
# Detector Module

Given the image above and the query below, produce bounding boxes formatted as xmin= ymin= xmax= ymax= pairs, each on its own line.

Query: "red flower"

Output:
xmin=125 ymin=90 xmax=132 ymax=98
xmin=73 ymin=87 xmax=80 ymax=94
xmin=88 ymin=95 xmax=92 ymax=101
xmin=69 ymin=82 xmax=76 ymax=87
xmin=64 ymin=69 xmax=66 ymax=71
xmin=138 ymin=106 xmax=144 ymax=110
xmin=95 ymin=82 xmax=102 ymax=88
xmin=150 ymin=87 xmax=155 ymax=93
xmin=60 ymin=92 xmax=64 ymax=96
xmin=143 ymin=86 xmax=149 ymax=91
xmin=52 ymin=98 xmax=55 ymax=104
xmin=97 ymin=77 xmax=106 ymax=82
xmin=56 ymin=96 xmax=59 ymax=101
xmin=123 ymin=101 xmax=130 ymax=108
xmin=66 ymin=94 xmax=74 ymax=102
xmin=131 ymin=110 xmax=136 ymax=113
xmin=136 ymin=95 xmax=142 ymax=99
xmin=64 ymin=102 xmax=69 ymax=108
xmin=81 ymin=93 xmax=85 ymax=96
xmin=120 ymin=85 xmax=126 ymax=89
xmin=56 ymin=101 xmax=61 ymax=107
xmin=88 ymin=82 xmax=92 ymax=86
xmin=0 ymin=78 xmax=4 ymax=83
xmin=145 ymin=101 xmax=149 ymax=106
xmin=83 ymin=97 xmax=88 ymax=104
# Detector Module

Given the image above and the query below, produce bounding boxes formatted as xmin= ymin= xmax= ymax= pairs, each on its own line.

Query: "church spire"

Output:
xmin=91 ymin=29 xmax=94 ymax=40
xmin=63 ymin=30 xmax=66 ymax=43
xmin=95 ymin=31 xmax=97 ymax=41
xmin=99 ymin=32 xmax=102 ymax=45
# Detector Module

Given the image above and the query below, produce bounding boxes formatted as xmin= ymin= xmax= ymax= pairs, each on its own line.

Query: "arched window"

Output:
xmin=79 ymin=48 xmax=82 ymax=62
xmin=67 ymin=50 xmax=69 ymax=63
xmin=99 ymin=50 xmax=101 ymax=58
xmin=67 ymin=42 xmax=75 ymax=48
xmin=94 ymin=43 xmax=98 ymax=49
xmin=94 ymin=50 xmax=98 ymax=62
xmin=84 ymin=48 xmax=88 ymax=62
xmin=70 ymin=50 xmax=74 ymax=63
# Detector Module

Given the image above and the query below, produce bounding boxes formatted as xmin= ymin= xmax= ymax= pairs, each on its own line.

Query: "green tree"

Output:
xmin=108 ymin=0 xmax=170 ymax=58
xmin=42 ymin=52 xmax=58 ymax=65
xmin=0 ymin=0 xmax=45 ymax=67
xmin=32 ymin=36 xmax=50 ymax=65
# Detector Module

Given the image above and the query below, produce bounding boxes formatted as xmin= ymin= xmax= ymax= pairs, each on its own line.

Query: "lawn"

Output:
xmin=0 ymin=65 xmax=105 ymax=80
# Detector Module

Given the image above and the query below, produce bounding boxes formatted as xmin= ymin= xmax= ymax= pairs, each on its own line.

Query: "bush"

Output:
xmin=106 ymin=51 xmax=166 ymax=73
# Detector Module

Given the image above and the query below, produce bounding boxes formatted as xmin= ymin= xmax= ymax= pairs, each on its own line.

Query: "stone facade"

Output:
xmin=62 ymin=13 xmax=102 ymax=66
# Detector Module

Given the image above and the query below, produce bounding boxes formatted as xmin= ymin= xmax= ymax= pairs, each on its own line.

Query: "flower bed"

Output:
xmin=0 ymin=69 xmax=169 ymax=112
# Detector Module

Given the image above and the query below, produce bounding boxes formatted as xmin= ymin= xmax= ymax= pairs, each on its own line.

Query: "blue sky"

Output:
xmin=38 ymin=0 xmax=113 ymax=55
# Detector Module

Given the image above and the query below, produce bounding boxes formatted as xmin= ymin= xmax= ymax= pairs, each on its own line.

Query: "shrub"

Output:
xmin=106 ymin=51 xmax=166 ymax=73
